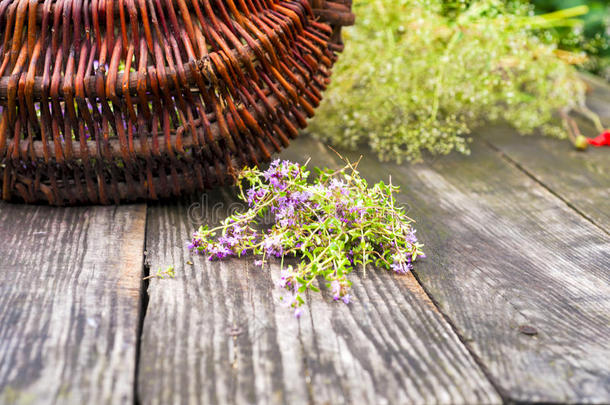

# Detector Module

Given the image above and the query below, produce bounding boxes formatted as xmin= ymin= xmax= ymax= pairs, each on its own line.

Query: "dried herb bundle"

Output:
xmin=311 ymin=0 xmax=595 ymax=162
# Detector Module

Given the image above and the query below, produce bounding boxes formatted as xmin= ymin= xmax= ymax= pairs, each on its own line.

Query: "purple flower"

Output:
xmin=247 ymin=188 xmax=268 ymax=206
xmin=275 ymin=199 xmax=297 ymax=227
xmin=348 ymin=201 xmax=365 ymax=220
xmin=254 ymin=259 xmax=263 ymax=267
xmin=329 ymin=179 xmax=349 ymax=196
xmin=292 ymin=190 xmax=312 ymax=203
xmin=269 ymin=176 xmax=284 ymax=189
xmin=277 ymin=268 xmax=293 ymax=289
xmin=342 ymin=294 xmax=351 ymax=304
xmin=218 ymin=235 xmax=239 ymax=248
xmin=263 ymin=160 xmax=299 ymax=191
xmin=189 ymin=233 xmax=206 ymax=251
xmin=263 ymin=234 xmax=283 ymax=257
xmin=331 ymin=280 xmax=341 ymax=301
xmin=294 ymin=307 xmax=303 ymax=318
xmin=405 ymin=230 xmax=418 ymax=244
xmin=347 ymin=249 xmax=355 ymax=264
xmin=279 ymin=218 xmax=296 ymax=227
xmin=277 ymin=277 xmax=288 ymax=289
xmin=391 ymin=259 xmax=412 ymax=274
xmin=208 ymin=244 xmax=233 ymax=260
xmin=276 ymin=201 xmax=295 ymax=218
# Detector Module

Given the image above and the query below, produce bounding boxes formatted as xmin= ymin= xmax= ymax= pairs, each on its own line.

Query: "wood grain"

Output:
xmin=485 ymin=78 xmax=610 ymax=232
xmin=0 ymin=203 xmax=146 ymax=404
xmin=292 ymin=136 xmax=610 ymax=403
xmin=138 ymin=190 xmax=500 ymax=404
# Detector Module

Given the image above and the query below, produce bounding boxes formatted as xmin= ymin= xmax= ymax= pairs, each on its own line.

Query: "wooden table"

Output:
xmin=1 ymin=77 xmax=609 ymax=404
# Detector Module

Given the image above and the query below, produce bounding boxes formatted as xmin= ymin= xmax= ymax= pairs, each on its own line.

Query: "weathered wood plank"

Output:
xmin=138 ymin=189 xmax=500 ymax=404
xmin=298 ymin=136 xmax=610 ymax=403
xmin=0 ymin=204 xmax=147 ymax=404
xmin=582 ymin=73 xmax=610 ymax=122
xmin=485 ymin=78 xmax=610 ymax=232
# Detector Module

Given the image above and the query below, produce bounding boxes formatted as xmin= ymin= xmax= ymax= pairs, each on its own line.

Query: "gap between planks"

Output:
xmin=134 ymin=206 xmax=151 ymax=405
xmin=483 ymin=75 xmax=610 ymax=234
xmin=485 ymin=140 xmax=608 ymax=236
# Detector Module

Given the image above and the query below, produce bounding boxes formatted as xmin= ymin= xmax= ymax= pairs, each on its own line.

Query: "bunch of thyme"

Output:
xmin=189 ymin=158 xmax=424 ymax=317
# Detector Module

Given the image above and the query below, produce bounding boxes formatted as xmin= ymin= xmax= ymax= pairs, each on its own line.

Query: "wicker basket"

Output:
xmin=0 ymin=0 xmax=353 ymax=205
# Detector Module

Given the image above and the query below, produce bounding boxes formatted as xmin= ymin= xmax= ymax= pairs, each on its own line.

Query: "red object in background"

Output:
xmin=587 ymin=130 xmax=610 ymax=146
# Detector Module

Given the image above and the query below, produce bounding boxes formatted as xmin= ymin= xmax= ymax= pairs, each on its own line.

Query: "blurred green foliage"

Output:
xmin=310 ymin=0 xmax=591 ymax=162
xmin=436 ymin=0 xmax=609 ymax=79
xmin=532 ymin=0 xmax=609 ymax=80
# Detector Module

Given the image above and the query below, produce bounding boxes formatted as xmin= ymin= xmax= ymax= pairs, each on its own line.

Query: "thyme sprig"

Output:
xmin=189 ymin=158 xmax=424 ymax=317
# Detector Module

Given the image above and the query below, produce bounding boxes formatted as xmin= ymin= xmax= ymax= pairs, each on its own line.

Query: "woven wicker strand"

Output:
xmin=0 ymin=0 xmax=353 ymax=205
